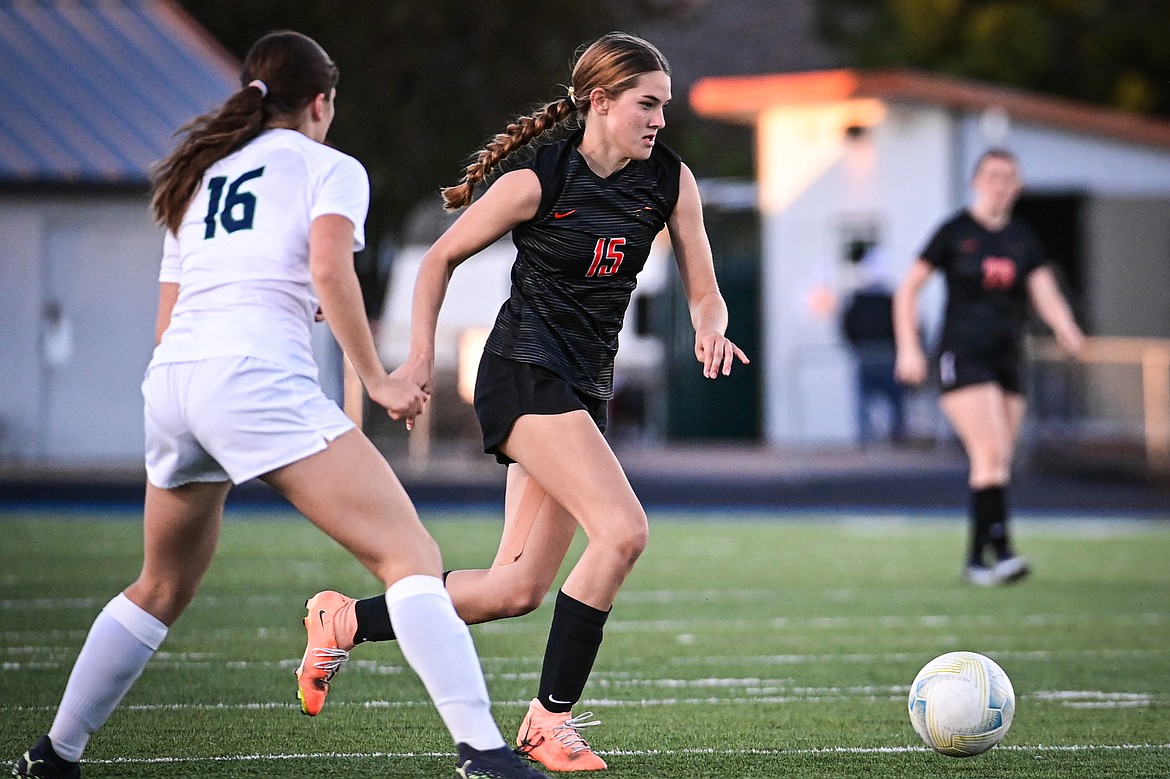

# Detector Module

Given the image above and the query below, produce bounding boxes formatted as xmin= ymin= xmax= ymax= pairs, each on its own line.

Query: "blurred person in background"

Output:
xmin=893 ymin=148 xmax=1083 ymax=587
xmin=841 ymin=245 xmax=906 ymax=446
xmin=296 ymin=31 xmax=748 ymax=772
xmin=12 ymin=30 xmax=546 ymax=779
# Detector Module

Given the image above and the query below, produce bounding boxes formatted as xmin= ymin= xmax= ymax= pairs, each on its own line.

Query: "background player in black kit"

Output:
xmin=294 ymin=32 xmax=748 ymax=772
xmin=893 ymin=148 xmax=1083 ymax=586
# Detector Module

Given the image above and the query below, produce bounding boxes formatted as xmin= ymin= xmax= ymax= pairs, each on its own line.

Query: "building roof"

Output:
xmin=0 ymin=0 xmax=238 ymax=186
xmin=691 ymin=69 xmax=1170 ymax=150
xmin=621 ymin=0 xmax=839 ymax=92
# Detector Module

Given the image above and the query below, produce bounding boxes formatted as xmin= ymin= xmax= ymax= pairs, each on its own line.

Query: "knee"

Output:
xmin=596 ymin=507 xmax=649 ymax=566
xmin=372 ymin=533 xmax=443 ymax=586
xmin=126 ymin=574 xmax=197 ymax=625
xmin=968 ymin=452 xmax=1011 ymax=486
xmin=968 ymin=438 xmax=1013 ymax=470
xmin=496 ymin=580 xmax=550 ymax=618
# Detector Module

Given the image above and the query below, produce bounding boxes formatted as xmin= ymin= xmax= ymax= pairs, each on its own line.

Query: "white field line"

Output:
xmin=3 ymin=610 xmax=1166 ymax=639
xmin=3 ymin=586 xmax=1165 ymax=610
xmin=1030 ymin=690 xmax=1156 ymax=708
xmin=4 ymin=585 xmax=1168 ymax=613
xmin=5 ymin=688 xmax=1161 ymax=714
xmin=74 ymin=742 xmax=1170 ymax=767
xmin=580 ymin=612 xmax=1170 ymax=635
xmin=669 ymin=648 xmax=1170 ymax=665
xmin=4 ymin=647 xmax=1167 ymax=672
xmin=0 ymin=594 xmax=293 ymax=610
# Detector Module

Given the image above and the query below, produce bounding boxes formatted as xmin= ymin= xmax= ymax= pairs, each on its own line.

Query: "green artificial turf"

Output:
xmin=2 ymin=510 xmax=1167 ymax=778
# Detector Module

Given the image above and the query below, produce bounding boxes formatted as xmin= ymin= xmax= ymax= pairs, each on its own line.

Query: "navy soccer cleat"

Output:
xmin=12 ymin=736 xmax=80 ymax=779
xmin=455 ymin=743 xmax=550 ymax=778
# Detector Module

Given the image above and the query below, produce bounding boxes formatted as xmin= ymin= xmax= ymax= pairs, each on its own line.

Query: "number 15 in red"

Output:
xmin=586 ymin=237 xmax=626 ymax=277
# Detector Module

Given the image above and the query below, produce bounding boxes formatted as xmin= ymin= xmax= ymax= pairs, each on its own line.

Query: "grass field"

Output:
xmin=2 ymin=509 xmax=1168 ymax=778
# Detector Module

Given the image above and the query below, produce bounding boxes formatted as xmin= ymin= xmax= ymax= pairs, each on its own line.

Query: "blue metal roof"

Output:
xmin=0 ymin=0 xmax=239 ymax=185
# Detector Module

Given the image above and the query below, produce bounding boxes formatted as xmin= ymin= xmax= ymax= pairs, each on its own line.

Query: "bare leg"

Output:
xmin=270 ymin=429 xmax=507 ymax=752
xmin=446 ymin=463 xmax=579 ymax=623
xmin=1002 ymin=391 xmax=1027 ymax=457
xmin=125 ymin=480 xmax=232 ymax=623
xmin=940 ymin=383 xmax=1021 ymax=488
xmin=501 ymin=410 xmax=647 ymax=611
xmin=341 ymin=412 xmax=643 ymax=631
xmin=262 ymin=428 xmax=441 ymax=584
xmin=45 ymin=480 xmax=231 ymax=763
xmin=941 ymin=384 xmax=1028 ymax=572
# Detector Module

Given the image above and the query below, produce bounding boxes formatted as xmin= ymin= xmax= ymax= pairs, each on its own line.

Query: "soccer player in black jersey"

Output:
xmin=294 ymin=32 xmax=748 ymax=772
xmin=893 ymin=148 xmax=1083 ymax=587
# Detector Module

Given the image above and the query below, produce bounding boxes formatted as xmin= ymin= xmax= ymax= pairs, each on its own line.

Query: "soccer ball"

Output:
xmin=907 ymin=651 xmax=1015 ymax=757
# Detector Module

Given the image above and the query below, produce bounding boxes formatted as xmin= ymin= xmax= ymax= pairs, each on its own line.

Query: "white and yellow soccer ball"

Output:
xmin=907 ymin=651 xmax=1015 ymax=757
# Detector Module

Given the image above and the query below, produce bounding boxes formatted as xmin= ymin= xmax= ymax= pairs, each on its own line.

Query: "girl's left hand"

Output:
xmin=696 ymin=332 xmax=750 ymax=378
xmin=1056 ymin=325 xmax=1085 ymax=358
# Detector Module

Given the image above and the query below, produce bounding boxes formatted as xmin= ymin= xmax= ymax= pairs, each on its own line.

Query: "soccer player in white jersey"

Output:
xmin=12 ymin=30 xmax=547 ymax=779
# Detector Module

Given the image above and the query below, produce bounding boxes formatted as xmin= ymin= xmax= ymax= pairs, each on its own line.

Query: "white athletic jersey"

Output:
xmin=151 ymin=128 xmax=369 ymax=378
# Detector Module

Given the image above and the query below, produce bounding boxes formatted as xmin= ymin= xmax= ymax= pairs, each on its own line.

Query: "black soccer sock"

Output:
xmin=537 ymin=590 xmax=610 ymax=714
xmin=353 ymin=595 xmax=395 ymax=644
xmin=985 ymin=485 xmax=1013 ymax=561
xmin=970 ymin=485 xmax=1010 ymax=566
xmin=352 ymin=572 xmax=454 ymax=645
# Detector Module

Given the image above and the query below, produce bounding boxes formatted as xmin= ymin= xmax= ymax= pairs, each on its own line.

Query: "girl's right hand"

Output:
xmin=895 ymin=348 xmax=928 ymax=387
xmin=389 ymin=358 xmax=435 ymax=430
xmin=367 ymin=374 xmax=429 ymax=421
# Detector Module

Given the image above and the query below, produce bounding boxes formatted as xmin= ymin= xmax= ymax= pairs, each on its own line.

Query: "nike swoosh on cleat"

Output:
xmin=318 ymin=609 xmax=327 ymax=629
xmin=553 ymin=210 xmax=576 ymax=219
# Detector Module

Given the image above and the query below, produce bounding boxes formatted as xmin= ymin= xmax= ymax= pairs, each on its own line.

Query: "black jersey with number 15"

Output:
xmin=483 ymin=130 xmax=682 ymax=400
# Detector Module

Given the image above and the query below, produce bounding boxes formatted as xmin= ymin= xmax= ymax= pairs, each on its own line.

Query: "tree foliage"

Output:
xmin=176 ymin=0 xmax=631 ymax=312
xmin=815 ymin=0 xmax=1170 ymax=117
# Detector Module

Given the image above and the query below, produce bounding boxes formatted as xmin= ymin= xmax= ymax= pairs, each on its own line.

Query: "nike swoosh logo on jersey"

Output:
xmin=554 ymin=210 xmax=577 ymax=219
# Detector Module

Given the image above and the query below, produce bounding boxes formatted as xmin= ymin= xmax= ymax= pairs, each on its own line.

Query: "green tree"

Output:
xmin=815 ymin=0 xmax=1170 ymax=117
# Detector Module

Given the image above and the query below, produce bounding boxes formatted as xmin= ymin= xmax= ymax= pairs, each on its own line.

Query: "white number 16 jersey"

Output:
xmin=150 ymin=128 xmax=370 ymax=379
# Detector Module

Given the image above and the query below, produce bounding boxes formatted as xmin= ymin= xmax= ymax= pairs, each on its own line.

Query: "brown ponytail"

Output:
xmin=440 ymin=31 xmax=670 ymax=211
xmin=151 ymin=30 xmax=339 ymax=234
xmin=151 ymin=89 xmax=265 ymax=234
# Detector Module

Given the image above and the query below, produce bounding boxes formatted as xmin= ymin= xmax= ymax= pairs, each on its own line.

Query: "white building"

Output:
xmin=0 ymin=1 xmax=238 ymax=466
xmin=691 ymin=69 xmax=1170 ymax=445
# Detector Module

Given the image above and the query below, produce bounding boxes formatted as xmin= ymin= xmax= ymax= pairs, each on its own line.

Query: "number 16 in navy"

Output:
xmin=204 ymin=167 xmax=265 ymax=239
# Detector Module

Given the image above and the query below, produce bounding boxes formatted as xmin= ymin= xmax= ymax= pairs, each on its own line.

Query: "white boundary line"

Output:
xmin=5 ymin=688 xmax=1161 ymax=714
xmin=78 ymin=742 xmax=1170 ymax=766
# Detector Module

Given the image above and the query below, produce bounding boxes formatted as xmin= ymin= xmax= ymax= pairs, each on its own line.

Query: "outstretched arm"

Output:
xmin=393 ymin=169 xmax=541 ymax=426
xmin=1028 ymin=266 xmax=1084 ymax=356
xmin=892 ymin=258 xmax=934 ymax=386
xmin=667 ymin=164 xmax=749 ymax=378
xmin=311 ymin=213 xmax=427 ymax=421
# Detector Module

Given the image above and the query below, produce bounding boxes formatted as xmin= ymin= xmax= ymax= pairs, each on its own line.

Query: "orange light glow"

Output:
xmin=691 ymin=70 xmax=863 ymax=122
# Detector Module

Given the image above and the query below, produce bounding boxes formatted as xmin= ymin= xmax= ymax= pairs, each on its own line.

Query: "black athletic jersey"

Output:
xmin=921 ymin=210 xmax=1048 ymax=356
xmin=483 ymin=130 xmax=682 ymax=399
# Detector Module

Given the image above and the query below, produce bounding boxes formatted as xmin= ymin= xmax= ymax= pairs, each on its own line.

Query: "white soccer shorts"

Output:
xmin=143 ymin=356 xmax=355 ymax=488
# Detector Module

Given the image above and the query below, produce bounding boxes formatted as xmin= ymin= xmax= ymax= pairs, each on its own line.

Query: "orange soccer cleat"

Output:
xmin=516 ymin=698 xmax=608 ymax=772
xmin=295 ymin=590 xmax=352 ymax=716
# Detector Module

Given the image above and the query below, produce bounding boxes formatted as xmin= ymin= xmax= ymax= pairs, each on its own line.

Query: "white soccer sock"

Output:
xmin=385 ymin=575 xmax=504 ymax=751
xmin=48 ymin=593 xmax=168 ymax=762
